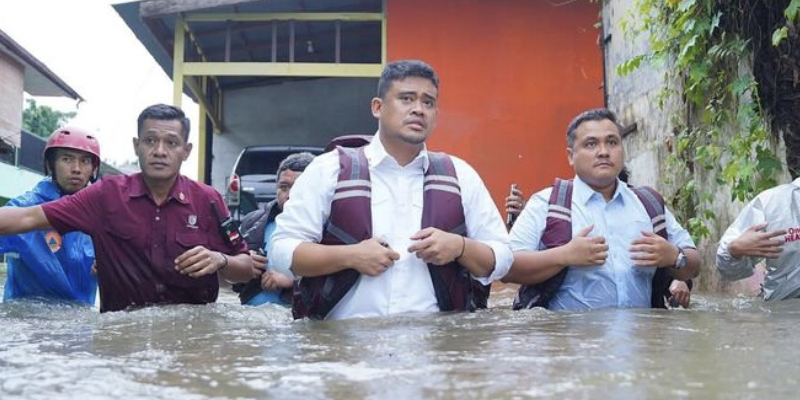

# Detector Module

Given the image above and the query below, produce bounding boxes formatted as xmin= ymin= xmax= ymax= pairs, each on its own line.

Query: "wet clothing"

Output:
xmin=509 ymin=176 xmax=695 ymax=311
xmin=41 ymin=173 xmax=247 ymax=312
xmin=270 ymin=132 xmax=512 ymax=320
xmin=716 ymin=178 xmax=800 ymax=301
xmin=0 ymin=178 xmax=97 ymax=305
xmin=234 ymin=200 xmax=292 ymax=306
xmin=291 ymin=146 xmax=490 ymax=320
xmin=511 ymin=178 xmax=688 ymax=310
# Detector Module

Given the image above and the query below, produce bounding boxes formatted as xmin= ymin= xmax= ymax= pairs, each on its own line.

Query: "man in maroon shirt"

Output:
xmin=0 ymin=104 xmax=255 ymax=312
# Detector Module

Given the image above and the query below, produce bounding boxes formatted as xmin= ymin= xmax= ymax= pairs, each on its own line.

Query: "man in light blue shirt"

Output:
xmin=504 ymin=108 xmax=699 ymax=310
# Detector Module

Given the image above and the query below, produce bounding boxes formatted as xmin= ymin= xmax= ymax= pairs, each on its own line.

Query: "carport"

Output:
xmin=116 ymin=0 xmax=604 ymax=210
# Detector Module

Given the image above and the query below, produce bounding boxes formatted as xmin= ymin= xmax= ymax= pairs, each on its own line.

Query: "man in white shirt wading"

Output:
xmin=716 ymin=178 xmax=800 ymax=301
xmin=269 ymin=59 xmax=512 ymax=320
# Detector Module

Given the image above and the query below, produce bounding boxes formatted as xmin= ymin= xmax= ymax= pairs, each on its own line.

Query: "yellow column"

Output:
xmin=196 ymin=77 xmax=208 ymax=181
xmin=172 ymin=18 xmax=185 ymax=107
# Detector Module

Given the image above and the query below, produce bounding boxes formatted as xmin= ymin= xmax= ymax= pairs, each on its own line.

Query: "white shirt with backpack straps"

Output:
xmin=716 ymin=178 xmax=800 ymax=300
xmin=270 ymin=132 xmax=512 ymax=320
xmin=509 ymin=176 xmax=695 ymax=311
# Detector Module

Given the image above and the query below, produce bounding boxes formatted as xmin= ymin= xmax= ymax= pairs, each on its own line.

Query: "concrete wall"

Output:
xmin=602 ymin=0 xmax=677 ymax=190
xmin=603 ymin=0 xmax=787 ymax=294
xmin=0 ymin=51 xmax=24 ymax=147
xmin=211 ymin=77 xmax=378 ymax=191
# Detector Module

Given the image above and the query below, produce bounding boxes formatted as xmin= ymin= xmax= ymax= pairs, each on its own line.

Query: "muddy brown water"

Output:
xmin=1 ymin=273 xmax=796 ymax=399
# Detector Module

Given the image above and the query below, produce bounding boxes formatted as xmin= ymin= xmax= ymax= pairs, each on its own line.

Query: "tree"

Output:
xmin=22 ymin=99 xmax=76 ymax=138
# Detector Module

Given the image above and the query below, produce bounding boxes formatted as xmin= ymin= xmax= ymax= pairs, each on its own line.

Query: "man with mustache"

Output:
xmin=503 ymin=167 xmax=693 ymax=308
xmin=0 ymin=104 xmax=255 ymax=312
xmin=503 ymin=108 xmax=699 ymax=311
xmin=270 ymin=60 xmax=512 ymax=320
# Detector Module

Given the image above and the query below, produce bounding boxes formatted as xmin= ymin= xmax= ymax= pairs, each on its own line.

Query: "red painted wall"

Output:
xmin=386 ymin=0 xmax=603 ymax=211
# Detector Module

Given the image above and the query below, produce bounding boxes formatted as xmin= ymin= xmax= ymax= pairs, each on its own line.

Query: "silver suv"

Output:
xmin=225 ymin=145 xmax=323 ymax=217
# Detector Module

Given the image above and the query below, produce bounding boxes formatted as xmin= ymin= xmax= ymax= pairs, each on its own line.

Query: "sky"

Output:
xmin=0 ymin=0 xmax=200 ymax=178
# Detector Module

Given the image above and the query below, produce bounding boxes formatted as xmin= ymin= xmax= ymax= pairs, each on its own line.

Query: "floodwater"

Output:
xmin=1 ymin=272 xmax=797 ymax=400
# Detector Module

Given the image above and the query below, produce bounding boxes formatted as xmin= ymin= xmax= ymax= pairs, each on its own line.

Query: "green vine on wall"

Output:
xmin=617 ymin=0 xmax=799 ymax=241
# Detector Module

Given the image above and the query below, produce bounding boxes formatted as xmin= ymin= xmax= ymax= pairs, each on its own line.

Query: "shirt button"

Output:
xmin=155 ymin=216 xmax=160 ymax=221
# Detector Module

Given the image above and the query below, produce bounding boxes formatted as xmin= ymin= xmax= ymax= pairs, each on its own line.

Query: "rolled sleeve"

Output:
xmin=478 ymin=239 xmax=513 ymax=283
xmin=270 ymin=237 xmax=304 ymax=275
xmin=715 ymin=198 xmax=765 ymax=281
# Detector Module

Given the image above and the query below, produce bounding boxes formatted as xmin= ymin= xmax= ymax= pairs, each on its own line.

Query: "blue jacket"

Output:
xmin=0 ymin=178 xmax=97 ymax=305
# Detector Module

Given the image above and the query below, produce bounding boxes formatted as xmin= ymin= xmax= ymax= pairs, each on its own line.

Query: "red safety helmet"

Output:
xmin=43 ymin=126 xmax=101 ymax=171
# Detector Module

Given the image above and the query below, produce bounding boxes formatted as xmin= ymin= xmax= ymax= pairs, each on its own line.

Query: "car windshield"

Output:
xmin=235 ymin=152 xmax=291 ymax=176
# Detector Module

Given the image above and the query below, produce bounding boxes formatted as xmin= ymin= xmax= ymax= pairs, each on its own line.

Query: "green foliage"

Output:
xmin=619 ymin=0 xmax=789 ymax=241
xmin=785 ymin=0 xmax=800 ymax=21
xmin=772 ymin=26 xmax=788 ymax=46
xmin=22 ymin=99 xmax=76 ymax=138
xmin=773 ymin=0 xmax=800 ymax=46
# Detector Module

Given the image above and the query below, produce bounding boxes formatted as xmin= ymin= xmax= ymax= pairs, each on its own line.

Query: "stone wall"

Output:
xmin=602 ymin=0 xmax=787 ymax=294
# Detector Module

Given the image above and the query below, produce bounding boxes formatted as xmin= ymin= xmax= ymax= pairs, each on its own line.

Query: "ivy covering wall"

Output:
xmin=617 ymin=0 xmax=800 ymax=242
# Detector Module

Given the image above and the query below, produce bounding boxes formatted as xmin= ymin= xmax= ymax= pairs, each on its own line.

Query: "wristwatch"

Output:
xmin=674 ymin=247 xmax=687 ymax=270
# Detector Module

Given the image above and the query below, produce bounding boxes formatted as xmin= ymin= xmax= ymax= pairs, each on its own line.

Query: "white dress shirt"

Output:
xmin=716 ymin=178 xmax=800 ymax=300
xmin=270 ymin=133 xmax=512 ymax=319
xmin=509 ymin=176 xmax=695 ymax=310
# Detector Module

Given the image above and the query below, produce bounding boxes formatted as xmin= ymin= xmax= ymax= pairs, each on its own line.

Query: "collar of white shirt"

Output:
xmin=572 ymin=175 xmax=628 ymax=206
xmin=364 ymin=131 xmax=431 ymax=172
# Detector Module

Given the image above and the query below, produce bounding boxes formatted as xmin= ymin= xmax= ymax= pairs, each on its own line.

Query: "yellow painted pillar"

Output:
xmin=196 ymin=77 xmax=208 ymax=181
xmin=172 ymin=18 xmax=185 ymax=108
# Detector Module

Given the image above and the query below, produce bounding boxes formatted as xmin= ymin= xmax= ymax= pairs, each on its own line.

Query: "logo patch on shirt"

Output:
xmin=785 ymin=227 xmax=800 ymax=243
xmin=187 ymin=214 xmax=198 ymax=229
xmin=44 ymin=231 xmax=62 ymax=253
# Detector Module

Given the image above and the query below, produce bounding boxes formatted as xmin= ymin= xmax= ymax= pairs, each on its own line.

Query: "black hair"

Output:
xmin=618 ymin=166 xmax=631 ymax=183
xmin=566 ymin=108 xmax=625 ymax=148
xmin=277 ymin=152 xmax=315 ymax=178
xmin=377 ymin=60 xmax=439 ymax=99
xmin=137 ymin=104 xmax=191 ymax=142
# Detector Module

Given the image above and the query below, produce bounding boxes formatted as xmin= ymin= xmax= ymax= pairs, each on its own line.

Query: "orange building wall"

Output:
xmin=386 ymin=0 xmax=604 ymax=211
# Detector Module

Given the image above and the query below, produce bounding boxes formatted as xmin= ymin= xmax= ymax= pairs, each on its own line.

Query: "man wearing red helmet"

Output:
xmin=0 ymin=126 xmax=100 ymax=305
xmin=0 ymin=104 xmax=255 ymax=312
